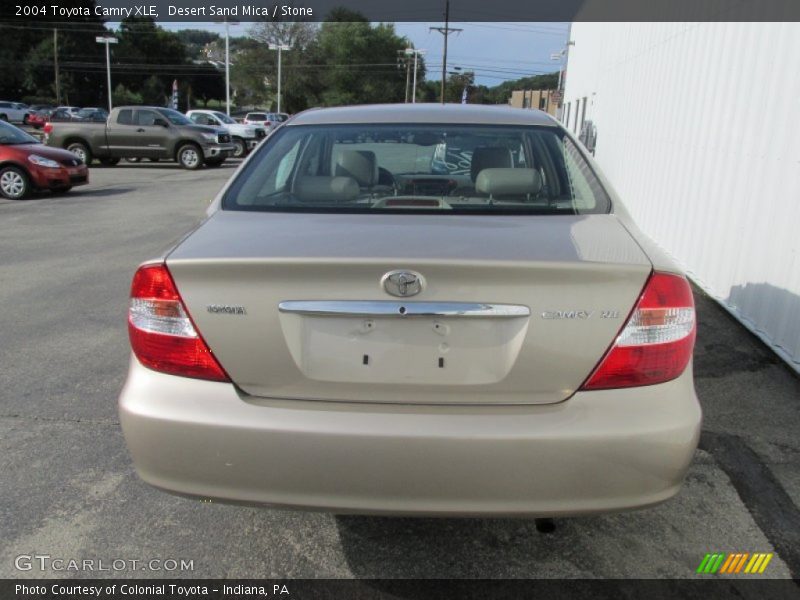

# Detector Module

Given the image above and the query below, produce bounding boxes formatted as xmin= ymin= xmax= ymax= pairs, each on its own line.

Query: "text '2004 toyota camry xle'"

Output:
xmin=119 ymin=104 xmax=701 ymax=516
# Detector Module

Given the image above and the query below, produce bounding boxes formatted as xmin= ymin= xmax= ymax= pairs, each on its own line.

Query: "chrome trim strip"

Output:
xmin=278 ymin=301 xmax=530 ymax=318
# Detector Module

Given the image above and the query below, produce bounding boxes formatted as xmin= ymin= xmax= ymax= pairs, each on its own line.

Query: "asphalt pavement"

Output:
xmin=0 ymin=161 xmax=798 ymax=582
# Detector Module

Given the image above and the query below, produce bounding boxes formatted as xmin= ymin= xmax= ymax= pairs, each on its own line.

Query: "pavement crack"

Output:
xmin=700 ymin=430 xmax=800 ymax=580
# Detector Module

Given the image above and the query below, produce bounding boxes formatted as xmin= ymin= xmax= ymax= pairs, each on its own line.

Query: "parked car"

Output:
xmin=186 ymin=109 xmax=266 ymax=158
xmin=0 ymin=101 xmax=31 ymax=124
xmin=242 ymin=111 xmax=286 ymax=133
xmin=44 ymin=106 xmax=235 ymax=169
xmin=49 ymin=108 xmax=78 ymax=123
xmin=27 ymin=110 xmax=52 ymax=130
xmin=0 ymin=119 xmax=87 ymax=199
xmin=75 ymin=107 xmax=109 ymax=122
xmin=119 ymin=104 xmax=701 ymax=517
xmin=55 ymin=106 xmax=81 ymax=116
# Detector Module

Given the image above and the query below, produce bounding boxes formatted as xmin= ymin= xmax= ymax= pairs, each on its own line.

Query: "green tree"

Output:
xmin=309 ymin=18 xmax=414 ymax=107
xmin=112 ymin=83 xmax=143 ymax=105
xmin=113 ymin=17 xmax=188 ymax=102
xmin=1 ymin=0 xmax=107 ymax=104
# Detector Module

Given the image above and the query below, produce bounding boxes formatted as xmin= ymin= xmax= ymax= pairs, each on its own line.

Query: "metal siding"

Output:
xmin=564 ymin=22 xmax=800 ymax=371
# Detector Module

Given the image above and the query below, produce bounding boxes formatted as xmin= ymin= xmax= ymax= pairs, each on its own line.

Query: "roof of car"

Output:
xmin=289 ymin=103 xmax=558 ymax=127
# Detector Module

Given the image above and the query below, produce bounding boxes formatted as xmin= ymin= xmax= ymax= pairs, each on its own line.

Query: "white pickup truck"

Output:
xmin=186 ymin=110 xmax=266 ymax=158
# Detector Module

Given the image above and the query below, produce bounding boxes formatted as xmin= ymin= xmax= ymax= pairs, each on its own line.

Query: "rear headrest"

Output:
xmin=475 ymin=168 xmax=542 ymax=196
xmin=470 ymin=146 xmax=513 ymax=181
xmin=335 ymin=150 xmax=378 ymax=187
xmin=294 ymin=176 xmax=359 ymax=202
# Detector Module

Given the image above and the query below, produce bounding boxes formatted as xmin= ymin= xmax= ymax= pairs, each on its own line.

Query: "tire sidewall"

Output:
xmin=177 ymin=144 xmax=203 ymax=170
xmin=66 ymin=142 xmax=91 ymax=165
xmin=232 ymin=137 xmax=246 ymax=158
xmin=0 ymin=166 xmax=31 ymax=200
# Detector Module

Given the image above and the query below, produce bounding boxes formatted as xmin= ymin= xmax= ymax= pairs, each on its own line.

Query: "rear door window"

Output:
xmin=117 ymin=109 xmax=133 ymax=125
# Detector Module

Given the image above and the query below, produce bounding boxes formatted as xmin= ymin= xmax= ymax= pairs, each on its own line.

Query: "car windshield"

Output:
xmin=213 ymin=112 xmax=237 ymax=124
xmin=157 ymin=108 xmax=192 ymax=126
xmin=223 ymin=123 xmax=611 ymax=215
xmin=0 ymin=121 xmax=38 ymax=145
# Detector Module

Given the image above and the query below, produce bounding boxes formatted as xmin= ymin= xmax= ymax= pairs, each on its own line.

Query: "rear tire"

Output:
xmin=99 ymin=157 xmax=120 ymax=166
xmin=232 ymin=137 xmax=246 ymax=158
xmin=0 ymin=166 xmax=31 ymax=200
xmin=66 ymin=142 xmax=91 ymax=165
xmin=177 ymin=144 xmax=203 ymax=170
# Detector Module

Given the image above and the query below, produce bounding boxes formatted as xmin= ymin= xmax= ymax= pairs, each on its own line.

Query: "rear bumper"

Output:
xmin=119 ymin=360 xmax=701 ymax=516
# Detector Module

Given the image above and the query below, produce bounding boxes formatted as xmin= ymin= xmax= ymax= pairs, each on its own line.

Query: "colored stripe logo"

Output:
xmin=696 ymin=553 xmax=773 ymax=574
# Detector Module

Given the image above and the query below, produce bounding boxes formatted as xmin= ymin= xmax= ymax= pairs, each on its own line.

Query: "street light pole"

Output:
xmin=404 ymin=48 xmax=426 ymax=103
xmin=95 ymin=35 xmax=118 ymax=112
xmin=225 ymin=19 xmax=230 ymax=115
xmin=268 ymin=43 xmax=291 ymax=114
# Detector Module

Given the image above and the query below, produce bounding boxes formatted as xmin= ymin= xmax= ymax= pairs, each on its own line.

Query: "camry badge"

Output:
xmin=207 ymin=304 xmax=246 ymax=315
xmin=381 ymin=270 xmax=424 ymax=297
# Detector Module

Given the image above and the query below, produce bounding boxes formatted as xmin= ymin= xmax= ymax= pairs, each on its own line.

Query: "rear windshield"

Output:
xmin=248 ymin=113 xmax=267 ymax=120
xmin=222 ymin=124 xmax=611 ymax=215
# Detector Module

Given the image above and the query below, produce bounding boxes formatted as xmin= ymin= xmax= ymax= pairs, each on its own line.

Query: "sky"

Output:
xmin=161 ymin=21 xmax=570 ymax=86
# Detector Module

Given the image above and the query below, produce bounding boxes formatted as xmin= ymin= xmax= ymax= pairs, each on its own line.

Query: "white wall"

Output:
xmin=563 ymin=22 xmax=800 ymax=371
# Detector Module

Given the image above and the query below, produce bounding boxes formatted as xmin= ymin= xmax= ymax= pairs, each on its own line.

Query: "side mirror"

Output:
xmin=154 ymin=118 xmax=169 ymax=128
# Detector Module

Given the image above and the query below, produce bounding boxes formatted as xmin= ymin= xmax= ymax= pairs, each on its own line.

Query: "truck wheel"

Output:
xmin=0 ymin=166 xmax=31 ymax=200
xmin=232 ymin=137 xmax=246 ymax=158
xmin=66 ymin=142 xmax=91 ymax=165
xmin=177 ymin=144 xmax=203 ymax=170
xmin=99 ymin=157 xmax=120 ymax=166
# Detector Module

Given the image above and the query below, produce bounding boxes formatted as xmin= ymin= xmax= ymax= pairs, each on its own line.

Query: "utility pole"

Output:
xmin=53 ymin=29 xmax=61 ymax=105
xmin=430 ymin=0 xmax=462 ymax=105
xmin=95 ymin=35 xmax=118 ymax=112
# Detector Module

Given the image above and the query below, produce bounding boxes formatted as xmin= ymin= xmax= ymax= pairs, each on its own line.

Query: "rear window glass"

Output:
xmin=248 ymin=113 xmax=267 ymax=120
xmin=223 ymin=124 xmax=611 ymax=215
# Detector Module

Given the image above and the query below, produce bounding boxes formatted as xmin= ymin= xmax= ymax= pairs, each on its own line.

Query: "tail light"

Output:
xmin=581 ymin=272 xmax=695 ymax=390
xmin=43 ymin=123 xmax=53 ymax=134
xmin=128 ymin=263 xmax=229 ymax=382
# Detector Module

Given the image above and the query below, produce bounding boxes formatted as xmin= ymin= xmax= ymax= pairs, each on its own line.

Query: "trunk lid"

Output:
xmin=167 ymin=211 xmax=652 ymax=405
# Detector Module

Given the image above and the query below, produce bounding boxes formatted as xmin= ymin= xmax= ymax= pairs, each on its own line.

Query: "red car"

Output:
xmin=27 ymin=110 xmax=51 ymax=130
xmin=0 ymin=120 xmax=88 ymax=199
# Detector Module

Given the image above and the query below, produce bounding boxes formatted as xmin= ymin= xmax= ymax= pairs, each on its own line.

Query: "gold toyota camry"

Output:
xmin=119 ymin=104 xmax=701 ymax=516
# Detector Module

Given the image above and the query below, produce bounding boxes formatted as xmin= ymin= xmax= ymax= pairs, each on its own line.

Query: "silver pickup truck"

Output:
xmin=45 ymin=106 xmax=236 ymax=169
